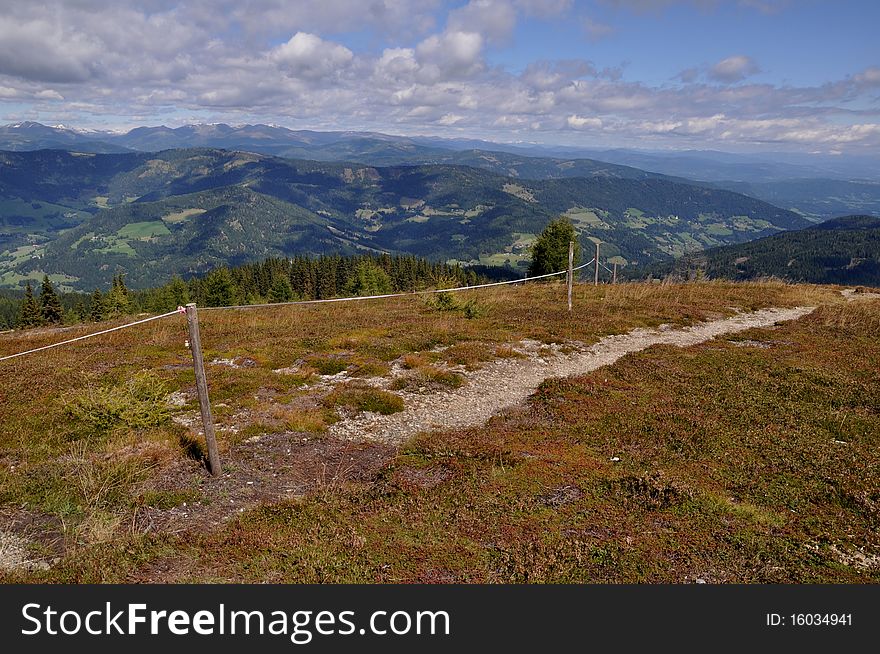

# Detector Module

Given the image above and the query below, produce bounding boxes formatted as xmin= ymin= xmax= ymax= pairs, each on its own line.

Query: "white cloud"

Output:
xmin=854 ymin=66 xmax=880 ymax=87
xmin=567 ymin=114 xmax=603 ymax=129
xmin=709 ymin=55 xmax=760 ymax=83
xmin=272 ymin=32 xmax=354 ymax=79
xmin=0 ymin=0 xmax=875 ymax=152
xmin=438 ymin=112 xmax=465 ymax=125
xmin=34 ymin=89 xmax=64 ymax=100
xmin=0 ymin=15 xmax=101 ymax=83
xmin=515 ymin=0 xmax=572 ymax=16
xmin=415 ymin=30 xmax=484 ymax=80
xmin=448 ymin=1 xmax=518 ymax=44
xmin=583 ymin=17 xmax=614 ymax=41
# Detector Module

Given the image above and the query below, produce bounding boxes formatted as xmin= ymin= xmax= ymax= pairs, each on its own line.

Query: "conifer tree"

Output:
xmin=528 ymin=217 xmax=581 ymax=277
xmin=268 ymin=275 xmax=295 ymax=303
xmin=204 ymin=267 xmax=237 ymax=307
xmin=18 ymin=281 xmax=42 ymax=328
xmin=108 ymin=273 xmax=130 ymax=316
xmin=167 ymin=275 xmax=190 ymax=308
xmin=73 ymin=300 xmax=88 ymax=322
xmin=38 ymin=275 xmax=64 ymax=324
xmin=90 ymin=289 xmax=108 ymax=322
xmin=348 ymin=260 xmax=392 ymax=296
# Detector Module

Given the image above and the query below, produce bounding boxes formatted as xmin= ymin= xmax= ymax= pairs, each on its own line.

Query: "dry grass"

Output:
xmin=0 ymin=280 xmax=857 ymax=582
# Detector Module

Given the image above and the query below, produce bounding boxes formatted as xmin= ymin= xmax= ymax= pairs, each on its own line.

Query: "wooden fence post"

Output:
xmin=567 ymin=240 xmax=574 ymax=312
xmin=612 ymin=262 xmax=618 ymax=284
xmin=594 ymin=241 xmax=600 ymax=286
xmin=185 ymin=303 xmax=222 ymax=476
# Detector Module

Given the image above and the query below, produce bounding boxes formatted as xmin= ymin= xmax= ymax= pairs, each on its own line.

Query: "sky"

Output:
xmin=0 ymin=0 xmax=878 ymax=153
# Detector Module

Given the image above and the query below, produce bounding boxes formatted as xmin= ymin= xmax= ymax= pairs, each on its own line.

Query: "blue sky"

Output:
xmin=0 ymin=1 xmax=877 ymax=152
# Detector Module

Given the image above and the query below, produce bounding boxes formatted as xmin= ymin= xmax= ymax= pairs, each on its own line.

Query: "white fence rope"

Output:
xmin=0 ymin=261 xmax=597 ymax=362
xmin=200 ymin=261 xmax=595 ymax=312
xmin=0 ymin=307 xmax=186 ymax=363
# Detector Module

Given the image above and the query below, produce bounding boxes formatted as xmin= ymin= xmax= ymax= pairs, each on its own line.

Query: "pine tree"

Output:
xmin=348 ymin=260 xmax=392 ymax=296
xmin=528 ymin=217 xmax=581 ymax=277
xmin=90 ymin=289 xmax=108 ymax=322
xmin=107 ymin=273 xmax=130 ymax=316
xmin=268 ymin=275 xmax=295 ymax=303
xmin=204 ymin=267 xmax=237 ymax=307
xmin=38 ymin=275 xmax=64 ymax=324
xmin=18 ymin=281 xmax=42 ymax=328
xmin=73 ymin=300 xmax=88 ymax=322
xmin=167 ymin=275 xmax=190 ymax=308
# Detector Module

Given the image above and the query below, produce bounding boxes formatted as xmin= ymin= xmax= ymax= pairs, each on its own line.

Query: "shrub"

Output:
xmin=323 ymin=385 xmax=404 ymax=415
xmin=64 ymin=371 xmax=172 ymax=434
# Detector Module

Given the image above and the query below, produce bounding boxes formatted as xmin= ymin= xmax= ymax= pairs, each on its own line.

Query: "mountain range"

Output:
xmin=2 ymin=121 xmax=879 ymax=221
xmin=0 ymin=147 xmax=808 ymax=291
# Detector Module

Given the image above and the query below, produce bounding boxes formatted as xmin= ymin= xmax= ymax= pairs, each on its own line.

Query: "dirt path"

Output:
xmin=841 ymin=288 xmax=880 ymax=301
xmin=329 ymin=306 xmax=816 ymax=444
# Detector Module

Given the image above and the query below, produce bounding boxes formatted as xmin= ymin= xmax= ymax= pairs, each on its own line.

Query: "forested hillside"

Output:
xmin=643 ymin=215 xmax=880 ymax=285
xmin=1 ymin=148 xmax=807 ymax=291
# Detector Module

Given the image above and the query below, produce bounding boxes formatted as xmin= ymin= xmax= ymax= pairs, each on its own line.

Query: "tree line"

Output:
xmin=4 ymin=253 xmax=492 ymax=330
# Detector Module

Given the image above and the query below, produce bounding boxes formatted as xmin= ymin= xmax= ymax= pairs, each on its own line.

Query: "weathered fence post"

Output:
xmin=567 ymin=240 xmax=574 ymax=312
xmin=594 ymin=241 xmax=600 ymax=286
xmin=185 ymin=303 xmax=222 ymax=476
xmin=612 ymin=262 xmax=618 ymax=284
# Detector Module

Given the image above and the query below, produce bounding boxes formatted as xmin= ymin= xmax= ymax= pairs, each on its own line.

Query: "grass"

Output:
xmin=2 ymin=280 xmax=873 ymax=582
xmin=116 ymin=221 xmax=171 ymax=240
xmin=390 ymin=365 xmax=465 ymax=391
xmin=0 ymin=270 xmax=80 ymax=291
xmin=162 ymin=208 xmax=206 ymax=224
xmin=322 ymin=384 xmax=405 ymax=416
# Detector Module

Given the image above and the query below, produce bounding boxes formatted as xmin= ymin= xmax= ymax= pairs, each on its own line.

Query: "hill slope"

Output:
xmin=0 ymin=148 xmax=808 ymax=290
xmin=646 ymin=215 xmax=880 ymax=285
xmin=4 ymin=122 xmax=878 ymax=220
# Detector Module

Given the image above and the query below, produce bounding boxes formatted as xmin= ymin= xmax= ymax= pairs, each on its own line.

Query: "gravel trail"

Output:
xmin=329 ymin=305 xmax=816 ymax=444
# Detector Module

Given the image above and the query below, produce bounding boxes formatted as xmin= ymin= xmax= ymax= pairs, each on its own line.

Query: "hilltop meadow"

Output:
xmin=0 ymin=279 xmax=877 ymax=583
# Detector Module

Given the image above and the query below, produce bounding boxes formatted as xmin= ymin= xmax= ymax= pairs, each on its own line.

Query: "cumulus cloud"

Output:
xmin=271 ymin=32 xmax=354 ymax=79
xmin=708 ymin=55 xmax=760 ymax=83
xmin=415 ymin=30 xmax=485 ymax=80
xmin=567 ymin=114 xmax=603 ymax=129
xmin=521 ymin=60 xmax=598 ymax=90
xmin=448 ymin=1 xmax=518 ymax=44
xmin=854 ymin=66 xmax=880 ymax=87
xmin=34 ymin=89 xmax=64 ymax=100
xmin=0 ymin=0 xmax=876 ymax=152
xmin=0 ymin=15 xmax=101 ymax=83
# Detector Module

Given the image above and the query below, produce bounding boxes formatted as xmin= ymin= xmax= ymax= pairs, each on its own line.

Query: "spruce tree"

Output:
xmin=90 ymin=289 xmax=107 ymax=322
xmin=528 ymin=217 xmax=581 ymax=277
xmin=167 ymin=275 xmax=190 ymax=308
xmin=204 ymin=267 xmax=237 ymax=307
xmin=268 ymin=275 xmax=295 ymax=303
xmin=348 ymin=260 xmax=392 ymax=296
xmin=18 ymin=281 xmax=42 ymax=328
xmin=108 ymin=273 xmax=130 ymax=316
xmin=39 ymin=275 xmax=64 ymax=324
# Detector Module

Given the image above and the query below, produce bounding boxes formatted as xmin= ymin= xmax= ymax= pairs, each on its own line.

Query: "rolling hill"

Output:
xmin=0 ymin=148 xmax=809 ymax=291
xmin=707 ymin=178 xmax=880 ymax=222
xmin=3 ymin=122 xmax=878 ymax=221
xmin=642 ymin=215 xmax=880 ymax=286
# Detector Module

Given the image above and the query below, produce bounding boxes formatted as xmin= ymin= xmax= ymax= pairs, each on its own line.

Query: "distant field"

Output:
xmin=0 ymin=269 xmax=79 ymax=290
xmin=162 ymin=208 xmax=206 ymax=224
xmin=116 ymin=221 xmax=171 ymax=240
xmin=0 ymin=281 xmax=877 ymax=583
